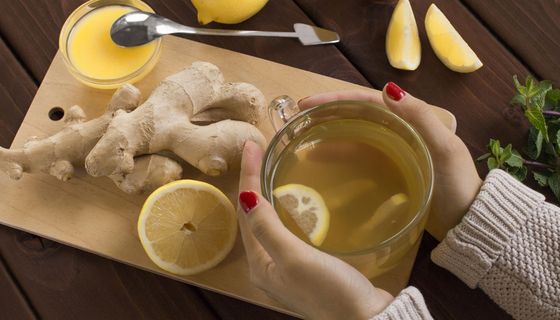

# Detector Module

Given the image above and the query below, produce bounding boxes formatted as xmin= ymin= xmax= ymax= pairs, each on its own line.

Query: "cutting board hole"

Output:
xmin=49 ymin=107 xmax=65 ymax=121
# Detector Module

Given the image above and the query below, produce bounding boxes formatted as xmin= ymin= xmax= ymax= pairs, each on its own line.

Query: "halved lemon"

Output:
xmin=138 ymin=180 xmax=237 ymax=276
xmin=425 ymin=4 xmax=483 ymax=73
xmin=386 ymin=0 xmax=421 ymax=70
xmin=273 ymin=184 xmax=330 ymax=246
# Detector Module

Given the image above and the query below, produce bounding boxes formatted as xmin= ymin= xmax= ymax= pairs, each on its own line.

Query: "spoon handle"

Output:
xmin=161 ymin=18 xmax=298 ymax=39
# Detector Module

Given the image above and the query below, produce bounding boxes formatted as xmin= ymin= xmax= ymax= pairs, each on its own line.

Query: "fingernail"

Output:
xmin=385 ymin=82 xmax=406 ymax=101
xmin=297 ymin=96 xmax=309 ymax=105
xmin=239 ymin=191 xmax=259 ymax=214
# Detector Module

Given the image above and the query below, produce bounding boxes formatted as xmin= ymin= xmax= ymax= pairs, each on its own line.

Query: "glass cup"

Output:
xmin=261 ymin=96 xmax=434 ymax=279
xmin=59 ymin=0 xmax=162 ymax=89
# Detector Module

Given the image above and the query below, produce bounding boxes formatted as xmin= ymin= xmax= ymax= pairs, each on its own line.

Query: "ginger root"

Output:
xmin=85 ymin=61 xmax=267 ymax=178
xmin=109 ymin=154 xmax=183 ymax=194
xmin=0 ymin=84 xmax=141 ymax=182
xmin=2 ymin=61 xmax=267 ymax=194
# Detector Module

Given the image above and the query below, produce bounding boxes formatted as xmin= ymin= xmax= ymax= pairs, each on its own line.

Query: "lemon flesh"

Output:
xmin=349 ymin=193 xmax=409 ymax=246
xmin=425 ymin=4 xmax=482 ymax=73
xmin=138 ymin=180 xmax=237 ymax=276
xmin=273 ymin=184 xmax=330 ymax=246
xmin=386 ymin=0 xmax=421 ymax=70
xmin=191 ymin=0 xmax=269 ymax=25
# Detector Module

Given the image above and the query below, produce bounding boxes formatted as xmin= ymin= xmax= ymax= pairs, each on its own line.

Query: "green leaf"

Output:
xmin=490 ymin=139 xmax=501 ymax=157
xmin=537 ymin=80 xmax=552 ymax=93
xmin=527 ymin=128 xmax=544 ymax=159
xmin=510 ymin=94 xmax=525 ymax=107
xmin=525 ymin=76 xmax=538 ymax=97
xmin=477 ymin=153 xmax=491 ymax=161
xmin=513 ymin=75 xmax=524 ymax=94
xmin=533 ymin=171 xmax=549 ymax=187
xmin=548 ymin=173 xmax=560 ymax=201
xmin=500 ymin=144 xmax=513 ymax=162
xmin=529 ymin=81 xmax=552 ymax=109
xmin=525 ymin=106 xmax=549 ymax=142
xmin=487 ymin=157 xmax=498 ymax=170
xmin=508 ymin=166 xmax=528 ymax=181
xmin=547 ymin=88 xmax=560 ymax=110
xmin=505 ymin=149 xmax=524 ymax=168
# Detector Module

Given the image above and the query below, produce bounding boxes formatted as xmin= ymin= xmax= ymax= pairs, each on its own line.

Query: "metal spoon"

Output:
xmin=111 ymin=12 xmax=340 ymax=47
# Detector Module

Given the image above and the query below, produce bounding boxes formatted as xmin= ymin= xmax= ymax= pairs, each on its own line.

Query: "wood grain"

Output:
xmin=0 ymin=225 xmax=219 ymax=320
xmin=0 ymin=255 xmax=36 ymax=320
xmin=0 ymin=35 xmax=455 ymax=317
xmin=462 ymin=0 xmax=560 ymax=84
xmin=0 ymin=38 xmax=34 ymax=148
xmin=294 ymin=0 xmax=532 ymax=176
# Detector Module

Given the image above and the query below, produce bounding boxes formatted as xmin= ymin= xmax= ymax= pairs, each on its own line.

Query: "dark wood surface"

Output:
xmin=1 ymin=0 xmax=558 ymax=319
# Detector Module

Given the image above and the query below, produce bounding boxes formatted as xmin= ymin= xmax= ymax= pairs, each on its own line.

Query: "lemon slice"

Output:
xmin=386 ymin=0 xmax=421 ymax=70
xmin=138 ymin=180 xmax=237 ymax=276
xmin=425 ymin=4 xmax=483 ymax=73
xmin=192 ymin=0 xmax=269 ymax=25
xmin=349 ymin=193 xmax=409 ymax=247
xmin=273 ymin=184 xmax=330 ymax=246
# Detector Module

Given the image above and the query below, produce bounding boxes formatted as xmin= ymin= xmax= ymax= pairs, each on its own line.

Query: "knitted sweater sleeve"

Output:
xmin=431 ymin=169 xmax=560 ymax=319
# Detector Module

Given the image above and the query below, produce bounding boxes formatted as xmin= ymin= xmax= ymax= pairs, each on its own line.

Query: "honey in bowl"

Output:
xmin=68 ymin=5 xmax=156 ymax=80
xmin=59 ymin=0 xmax=161 ymax=89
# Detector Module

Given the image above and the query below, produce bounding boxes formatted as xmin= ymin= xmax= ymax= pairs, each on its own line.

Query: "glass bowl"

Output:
xmin=59 ymin=0 xmax=162 ymax=89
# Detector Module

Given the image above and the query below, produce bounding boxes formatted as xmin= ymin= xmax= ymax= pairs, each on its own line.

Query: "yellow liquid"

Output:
xmin=68 ymin=5 xmax=157 ymax=80
xmin=272 ymin=119 xmax=426 ymax=254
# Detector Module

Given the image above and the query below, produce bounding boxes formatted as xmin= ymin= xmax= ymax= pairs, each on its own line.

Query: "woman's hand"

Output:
xmin=299 ymin=84 xmax=482 ymax=241
xmin=237 ymin=141 xmax=394 ymax=320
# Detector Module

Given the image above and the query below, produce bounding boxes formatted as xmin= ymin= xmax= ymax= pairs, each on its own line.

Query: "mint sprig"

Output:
xmin=481 ymin=76 xmax=560 ymax=201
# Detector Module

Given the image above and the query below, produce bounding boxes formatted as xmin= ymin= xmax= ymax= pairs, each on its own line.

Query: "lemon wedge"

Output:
xmin=191 ymin=0 xmax=269 ymax=25
xmin=425 ymin=4 xmax=483 ymax=73
xmin=273 ymin=184 xmax=330 ymax=246
xmin=138 ymin=180 xmax=237 ymax=276
xmin=386 ymin=0 xmax=421 ymax=70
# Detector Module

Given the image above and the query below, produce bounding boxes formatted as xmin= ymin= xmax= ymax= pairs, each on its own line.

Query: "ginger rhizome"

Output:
xmin=85 ymin=61 xmax=267 ymax=178
xmin=1 ymin=61 xmax=267 ymax=193
xmin=0 ymin=84 xmax=141 ymax=182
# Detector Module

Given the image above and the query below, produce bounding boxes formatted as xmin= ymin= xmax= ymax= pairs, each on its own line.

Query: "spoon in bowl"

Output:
xmin=111 ymin=12 xmax=340 ymax=47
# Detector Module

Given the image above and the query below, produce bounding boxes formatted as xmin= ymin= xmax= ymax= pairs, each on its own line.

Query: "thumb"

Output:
xmin=382 ymin=82 xmax=456 ymax=155
xmin=238 ymin=141 xmax=308 ymax=262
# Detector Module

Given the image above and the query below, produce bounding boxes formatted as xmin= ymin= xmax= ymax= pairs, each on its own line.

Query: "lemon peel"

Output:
xmin=191 ymin=0 xmax=269 ymax=25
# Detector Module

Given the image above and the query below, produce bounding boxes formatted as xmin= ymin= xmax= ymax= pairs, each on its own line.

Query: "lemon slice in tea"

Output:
xmin=349 ymin=193 xmax=409 ymax=247
xmin=138 ymin=180 xmax=237 ymax=276
xmin=425 ymin=4 xmax=482 ymax=73
xmin=273 ymin=184 xmax=330 ymax=246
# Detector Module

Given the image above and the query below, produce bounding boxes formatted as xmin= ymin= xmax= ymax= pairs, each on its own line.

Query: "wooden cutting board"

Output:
xmin=0 ymin=36 xmax=455 ymax=317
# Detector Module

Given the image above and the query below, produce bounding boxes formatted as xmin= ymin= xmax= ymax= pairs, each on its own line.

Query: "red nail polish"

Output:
xmin=386 ymin=82 xmax=406 ymax=101
xmin=239 ymin=191 xmax=259 ymax=213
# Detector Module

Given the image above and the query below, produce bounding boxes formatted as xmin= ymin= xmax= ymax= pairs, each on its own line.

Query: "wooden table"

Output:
xmin=1 ymin=1 xmax=558 ymax=319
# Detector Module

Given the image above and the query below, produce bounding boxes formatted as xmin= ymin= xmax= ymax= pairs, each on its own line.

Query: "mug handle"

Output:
xmin=268 ymin=95 xmax=301 ymax=131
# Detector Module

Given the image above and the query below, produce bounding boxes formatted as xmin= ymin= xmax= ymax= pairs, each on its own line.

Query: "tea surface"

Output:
xmin=272 ymin=119 xmax=425 ymax=253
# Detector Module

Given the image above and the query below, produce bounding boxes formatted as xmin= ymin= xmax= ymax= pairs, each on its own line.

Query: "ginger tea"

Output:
xmin=271 ymin=119 xmax=426 ymax=256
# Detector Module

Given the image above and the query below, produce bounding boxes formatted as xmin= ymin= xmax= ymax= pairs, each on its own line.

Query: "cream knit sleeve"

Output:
xmin=431 ymin=169 xmax=560 ymax=319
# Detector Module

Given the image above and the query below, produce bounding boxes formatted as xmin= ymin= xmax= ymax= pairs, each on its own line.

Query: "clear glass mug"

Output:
xmin=260 ymin=96 xmax=434 ymax=279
